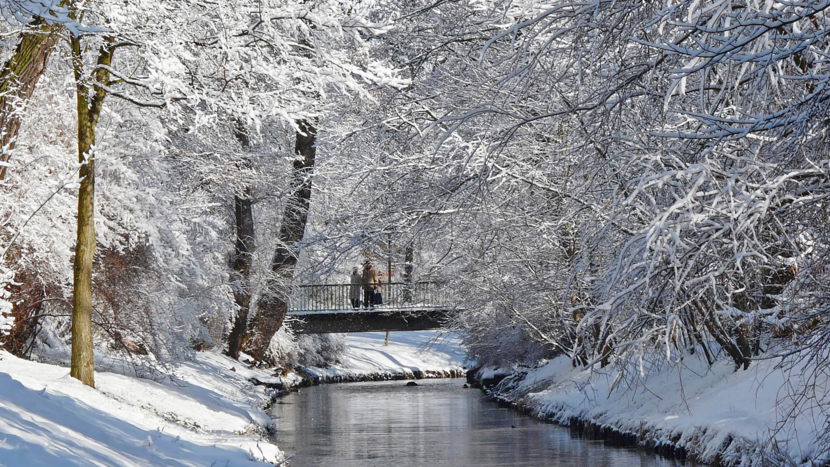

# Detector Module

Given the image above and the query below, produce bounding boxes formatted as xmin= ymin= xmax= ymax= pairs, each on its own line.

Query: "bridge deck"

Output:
xmin=288 ymin=307 xmax=457 ymax=334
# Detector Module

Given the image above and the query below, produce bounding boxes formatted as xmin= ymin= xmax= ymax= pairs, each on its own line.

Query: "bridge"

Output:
xmin=287 ymin=282 xmax=457 ymax=334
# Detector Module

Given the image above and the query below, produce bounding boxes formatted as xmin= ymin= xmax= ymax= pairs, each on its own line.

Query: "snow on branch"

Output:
xmin=0 ymin=0 xmax=100 ymax=35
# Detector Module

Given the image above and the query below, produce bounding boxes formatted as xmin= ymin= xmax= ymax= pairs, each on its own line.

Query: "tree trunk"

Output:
xmin=0 ymin=22 xmax=60 ymax=180
xmin=226 ymin=124 xmax=256 ymax=360
xmin=245 ymin=119 xmax=316 ymax=364
xmin=69 ymin=35 xmax=114 ymax=388
xmin=0 ymin=21 xmax=62 ymax=354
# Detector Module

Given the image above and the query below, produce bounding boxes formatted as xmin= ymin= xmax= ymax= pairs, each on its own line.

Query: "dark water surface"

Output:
xmin=269 ymin=378 xmax=691 ymax=467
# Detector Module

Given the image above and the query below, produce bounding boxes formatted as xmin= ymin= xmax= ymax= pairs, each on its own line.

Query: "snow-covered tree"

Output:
xmin=340 ymin=0 xmax=830 ymax=377
xmin=0 ymin=0 xmax=408 ymax=374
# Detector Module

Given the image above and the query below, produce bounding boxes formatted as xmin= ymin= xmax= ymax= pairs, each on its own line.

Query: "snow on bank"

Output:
xmin=297 ymin=331 xmax=466 ymax=382
xmin=485 ymin=355 xmax=823 ymax=465
xmin=0 ymin=350 xmax=283 ymax=467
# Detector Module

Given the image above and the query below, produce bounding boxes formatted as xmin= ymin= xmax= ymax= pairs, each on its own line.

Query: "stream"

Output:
xmin=269 ymin=378 xmax=693 ymax=466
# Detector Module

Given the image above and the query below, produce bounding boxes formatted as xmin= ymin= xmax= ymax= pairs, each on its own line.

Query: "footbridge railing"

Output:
xmin=288 ymin=281 xmax=446 ymax=313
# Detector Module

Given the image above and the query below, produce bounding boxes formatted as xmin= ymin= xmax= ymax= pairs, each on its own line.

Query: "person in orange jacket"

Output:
xmin=361 ymin=262 xmax=379 ymax=309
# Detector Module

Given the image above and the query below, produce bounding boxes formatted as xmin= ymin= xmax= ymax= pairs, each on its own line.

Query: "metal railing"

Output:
xmin=288 ymin=281 xmax=446 ymax=312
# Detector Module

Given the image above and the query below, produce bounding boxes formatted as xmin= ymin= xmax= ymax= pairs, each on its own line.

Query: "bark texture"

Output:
xmin=69 ymin=36 xmax=114 ymax=388
xmin=226 ymin=125 xmax=256 ymax=360
xmin=244 ymin=119 xmax=316 ymax=364
xmin=0 ymin=22 xmax=60 ymax=180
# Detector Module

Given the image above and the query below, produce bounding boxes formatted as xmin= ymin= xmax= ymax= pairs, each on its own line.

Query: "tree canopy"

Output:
xmin=1 ymin=0 xmax=830 ymax=457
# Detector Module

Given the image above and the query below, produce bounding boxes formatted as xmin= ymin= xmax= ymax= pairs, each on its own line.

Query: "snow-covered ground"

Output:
xmin=0 ymin=330 xmax=466 ymax=466
xmin=304 ymin=331 xmax=466 ymax=380
xmin=0 ymin=350 xmax=284 ymax=467
xmin=485 ymin=354 xmax=826 ymax=465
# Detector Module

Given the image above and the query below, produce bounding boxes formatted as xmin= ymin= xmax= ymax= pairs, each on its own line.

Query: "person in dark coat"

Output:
xmin=361 ymin=262 xmax=379 ymax=309
xmin=349 ymin=267 xmax=362 ymax=308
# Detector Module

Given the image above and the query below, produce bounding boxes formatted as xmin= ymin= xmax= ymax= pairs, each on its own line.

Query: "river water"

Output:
xmin=269 ymin=378 xmax=692 ymax=466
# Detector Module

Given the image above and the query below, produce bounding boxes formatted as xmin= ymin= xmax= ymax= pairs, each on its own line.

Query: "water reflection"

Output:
xmin=270 ymin=378 xmax=692 ymax=467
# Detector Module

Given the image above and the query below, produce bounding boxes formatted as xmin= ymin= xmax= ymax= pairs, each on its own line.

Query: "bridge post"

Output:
xmin=403 ymin=245 xmax=413 ymax=303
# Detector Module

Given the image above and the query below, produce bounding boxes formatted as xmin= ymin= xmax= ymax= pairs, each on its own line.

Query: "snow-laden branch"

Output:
xmin=0 ymin=0 xmax=101 ymax=35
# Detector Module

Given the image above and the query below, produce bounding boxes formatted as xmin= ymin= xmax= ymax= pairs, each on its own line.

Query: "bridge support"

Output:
xmin=288 ymin=309 xmax=455 ymax=334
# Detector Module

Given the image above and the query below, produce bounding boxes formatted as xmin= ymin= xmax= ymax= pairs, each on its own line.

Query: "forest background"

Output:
xmin=1 ymin=0 xmax=830 ymax=463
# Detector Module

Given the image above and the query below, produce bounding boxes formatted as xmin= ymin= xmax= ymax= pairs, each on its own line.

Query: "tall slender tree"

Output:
xmin=69 ymin=32 xmax=114 ymax=387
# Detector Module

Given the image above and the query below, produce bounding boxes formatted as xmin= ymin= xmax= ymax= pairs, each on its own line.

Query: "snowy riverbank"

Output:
xmin=249 ymin=331 xmax=466 ymax=389
xmin=0 ymin=331 xmax=466 ymax=466
xmin=0 ymin=350 xmax=283 ymax=466
xmin=297 ymin=331 xmax=466 ymax=383
xmin=475 ymin=355 xmax=825 ymax=466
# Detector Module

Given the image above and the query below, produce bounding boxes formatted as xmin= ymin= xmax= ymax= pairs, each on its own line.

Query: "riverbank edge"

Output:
xmin=468 ymin=366 xmax=769 ymax=467
xmin=251 ymin=366 xmax=466 ymax=400
xmin=247 ymin=332 xmax=467 ymax=403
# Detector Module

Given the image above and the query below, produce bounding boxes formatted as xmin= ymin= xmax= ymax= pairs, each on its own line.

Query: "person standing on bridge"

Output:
xmin=362 ymin=262 xmax=379 ymax=309
xmin=349 ymin=266 xmax=362 ymax=309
